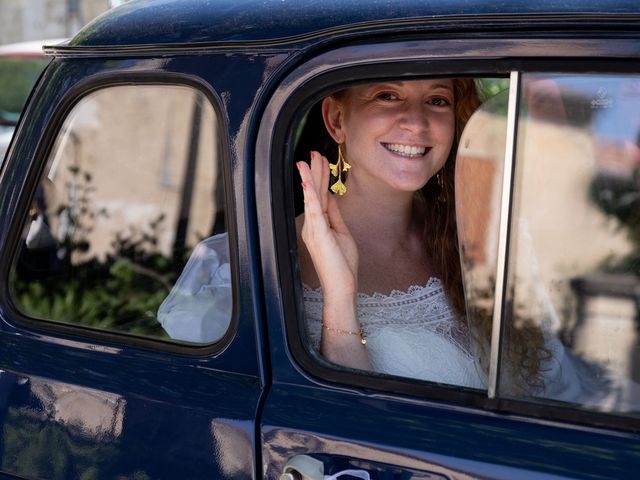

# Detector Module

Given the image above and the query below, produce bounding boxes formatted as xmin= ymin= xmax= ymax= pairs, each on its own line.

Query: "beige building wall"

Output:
xmin=0 ymin=0 xmax=112 ymax=44
xmin=44 ymin=84 xmax=220 ymax=262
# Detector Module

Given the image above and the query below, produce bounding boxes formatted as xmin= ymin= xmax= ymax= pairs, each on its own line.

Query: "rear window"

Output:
xmin=9 ymin=83 xmax=232 ymax=346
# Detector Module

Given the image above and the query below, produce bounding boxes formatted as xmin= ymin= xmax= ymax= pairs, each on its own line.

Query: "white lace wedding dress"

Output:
xmin=303 ymin=278 xmax=487 ymax=389
xmin=305 ymin=278 xmax=640 ymax=410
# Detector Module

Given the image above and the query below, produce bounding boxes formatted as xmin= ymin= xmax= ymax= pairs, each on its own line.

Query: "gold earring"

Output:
xmin=437 ymin=171 xmax=447 ymax=203
xmin=329 ymin=144 xmax=351 ymax=196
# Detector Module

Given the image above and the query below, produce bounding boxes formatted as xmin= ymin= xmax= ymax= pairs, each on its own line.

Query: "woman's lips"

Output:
xmin=382 ymin=142 xmax=429 ymax=158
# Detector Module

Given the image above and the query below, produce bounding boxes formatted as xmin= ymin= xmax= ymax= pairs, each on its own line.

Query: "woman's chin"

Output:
xmin=386 ymin=171 xmax=434 ymax=192
xmin=385 ymin=180 xmax=430 ymax=194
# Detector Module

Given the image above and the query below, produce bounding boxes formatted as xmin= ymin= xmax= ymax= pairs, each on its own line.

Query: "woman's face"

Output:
xmin=323 ymin=79 xmax=456 ymax=194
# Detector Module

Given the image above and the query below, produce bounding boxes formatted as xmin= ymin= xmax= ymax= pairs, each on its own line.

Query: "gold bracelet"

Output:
xmin=322 ymin=323 xmax=367 ymax=345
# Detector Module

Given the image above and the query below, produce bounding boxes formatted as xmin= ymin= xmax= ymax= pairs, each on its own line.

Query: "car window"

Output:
xmin=455 ymin=79 xmax=510 ymax=380
xmin=289 ymin=71 xmax=640 ymax=416
xmin=503 ymin=74 xmax=640 ymax=413
xmin=459 ymin=73 xmax=640 ymax=415
xmin=292 ymin=77 xmax=508 ymax=391
xmin=9 ymin=84 xmax=231 ymax=345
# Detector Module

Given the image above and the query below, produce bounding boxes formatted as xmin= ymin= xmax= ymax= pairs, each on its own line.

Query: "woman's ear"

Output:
xmin=322 ymin=96 xmax=346 ymax=144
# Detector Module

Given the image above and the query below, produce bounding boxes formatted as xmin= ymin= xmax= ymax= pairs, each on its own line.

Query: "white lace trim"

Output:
xmin=303 ymin=278 xmax=485 ymax=388
xmin=303 ymin=277 xmax=442 ymax=303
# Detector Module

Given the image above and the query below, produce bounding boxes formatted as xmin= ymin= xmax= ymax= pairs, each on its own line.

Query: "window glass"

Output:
xmin=294 ymin=77 xmax=508 ymax=390
xmin=10 ymin=84 xmax=231 ymax=345
xmin=501 ymin=74 xmax=640 ymax=413
xmin=456 ymin=78 xmax=510 ymax=376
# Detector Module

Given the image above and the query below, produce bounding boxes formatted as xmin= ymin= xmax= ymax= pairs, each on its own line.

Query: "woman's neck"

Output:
xmin=337 ymin=184 xmax=421 ymax=252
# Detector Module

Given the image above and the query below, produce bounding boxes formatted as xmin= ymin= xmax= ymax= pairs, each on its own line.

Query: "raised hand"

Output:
xmin=298 ymin=151 xmax=369 ymax=368
xmin=297 ymin=151 xmax=358 ymax=302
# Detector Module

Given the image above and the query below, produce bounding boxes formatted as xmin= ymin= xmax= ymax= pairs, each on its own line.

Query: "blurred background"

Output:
xmin=0 ymin=0 xmax=126 ymax=43
xmin=0 ymin=1 xmax=130 ymax=160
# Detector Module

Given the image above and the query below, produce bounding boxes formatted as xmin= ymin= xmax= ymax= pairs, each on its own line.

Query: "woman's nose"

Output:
xmin=399 ymin=103 xmax=429 ymax=132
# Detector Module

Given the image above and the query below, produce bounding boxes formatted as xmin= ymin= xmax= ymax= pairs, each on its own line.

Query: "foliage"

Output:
xmin=476 ymin=77 xmax=511 ymax=116
xmin=12 ymin=164 xmax=185 ymax=340
xmin=590 ymin=172 xmax=640 ymax=274
xmin=0 ymin=57 xmax=49 ymax=124
xmin=478 ymin=77 xmax=510 ymax=99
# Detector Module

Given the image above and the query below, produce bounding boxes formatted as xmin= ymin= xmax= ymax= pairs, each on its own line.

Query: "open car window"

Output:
xmin=289 ymin=71 xmax=640 ymax=422
xmin=292 ymin=77 xmax=509 ymax=393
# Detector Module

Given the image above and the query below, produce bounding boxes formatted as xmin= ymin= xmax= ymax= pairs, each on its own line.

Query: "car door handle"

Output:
xmin=281 ymin=455 xmax=371 ymax=480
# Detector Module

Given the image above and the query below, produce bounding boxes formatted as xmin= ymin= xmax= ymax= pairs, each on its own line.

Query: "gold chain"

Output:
xmin=322 ymin=323 xmax=367 ymax=345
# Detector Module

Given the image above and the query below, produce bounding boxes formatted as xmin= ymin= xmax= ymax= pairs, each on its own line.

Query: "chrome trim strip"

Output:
xmin=45 ymin=37 xmax=640 ymax=58
xmin=488 ymin=70 xmax=520 ymax=399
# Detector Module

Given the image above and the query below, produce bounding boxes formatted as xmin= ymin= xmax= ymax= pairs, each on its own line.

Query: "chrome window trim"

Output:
xmin=488 ymin=70 xmax=520 ymax=399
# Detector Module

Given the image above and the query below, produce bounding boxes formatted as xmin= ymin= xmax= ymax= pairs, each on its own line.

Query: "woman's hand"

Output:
xmin=297 ymin=151 xmax=358 ymax=301
xmin=298 ymin=151 xmax=369 ymax=370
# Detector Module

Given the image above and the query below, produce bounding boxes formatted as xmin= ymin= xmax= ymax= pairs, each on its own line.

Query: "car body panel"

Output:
xmin=0 ymin=51 xmax=290 ymax=478
xmin=262 ymin=385 xmax=640 ymax=479
xmin=67 ymin=0 xmax=640 ymax=48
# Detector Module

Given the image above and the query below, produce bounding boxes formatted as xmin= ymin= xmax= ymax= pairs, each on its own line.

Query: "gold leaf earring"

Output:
xmin=329 ymin=144 xmax=351 ymax=196
xmin=437 ymin=171 xmax=447 ymax=203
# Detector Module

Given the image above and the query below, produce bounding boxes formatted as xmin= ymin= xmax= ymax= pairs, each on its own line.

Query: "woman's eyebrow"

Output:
xmin=375 ymin=81 xmax=454 ymax=92
xmin=430 ymin=83 xmax=454 ymax=92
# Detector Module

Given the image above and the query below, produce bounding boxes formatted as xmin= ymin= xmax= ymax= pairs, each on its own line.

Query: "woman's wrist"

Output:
xmin=322 ymin=322 xmax=367 ymax=345
xmin=321 ymin=295 xmax=361 ymax=332
xmin=322 ymin=291 xmax=357 ymax=316
xmin=319 ymin=276 xmax=357 ymax=302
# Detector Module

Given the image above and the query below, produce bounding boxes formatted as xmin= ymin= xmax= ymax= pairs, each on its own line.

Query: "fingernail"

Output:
xmin=301 ymin=182 xmax=307 ymax=190
xmin=310 ymin=151 xmax=317 ymax=160
xmin=296 ymin=162 xmax=302 ymax=171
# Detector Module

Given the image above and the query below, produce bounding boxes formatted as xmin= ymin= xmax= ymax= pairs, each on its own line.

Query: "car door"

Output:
xmin=0 ymin=49 xmax=280 ymax=479
xmin=256 ymin=36 xmax=640 ymax=479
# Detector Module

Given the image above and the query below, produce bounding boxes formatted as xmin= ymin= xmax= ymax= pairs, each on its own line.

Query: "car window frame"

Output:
xmin=257 ymin=36 xmax=640 ymax=432
xmin=0 ymin=70 xmax=240 ymax=357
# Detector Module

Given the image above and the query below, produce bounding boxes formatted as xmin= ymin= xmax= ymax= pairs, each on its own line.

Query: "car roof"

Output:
xmin=63 ymin=0 xmax=640 ymax=51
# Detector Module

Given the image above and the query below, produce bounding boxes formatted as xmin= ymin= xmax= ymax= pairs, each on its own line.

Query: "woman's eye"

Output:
xmin=377 ymin=92 xmax=399 ymax=101
xmin=430 ymin=97 xmax=452 ymax=107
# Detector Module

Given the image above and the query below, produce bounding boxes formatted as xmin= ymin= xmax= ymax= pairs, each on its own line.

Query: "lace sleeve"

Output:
xmin=157 ymin=233 xmax=232 ymax=343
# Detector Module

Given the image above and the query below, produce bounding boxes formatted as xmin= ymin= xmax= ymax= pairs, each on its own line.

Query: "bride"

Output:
xmin=296 ymin=78 xmax=494 ymax=387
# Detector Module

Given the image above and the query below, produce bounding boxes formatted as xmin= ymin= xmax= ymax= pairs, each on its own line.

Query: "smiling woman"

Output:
xmin=295 ymin=77 xmax=484 ymax=384
xmin=321 ymin=80 xmax=456 ymax=195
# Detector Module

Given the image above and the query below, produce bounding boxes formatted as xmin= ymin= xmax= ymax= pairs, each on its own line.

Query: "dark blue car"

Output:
xmin=1 ymin=0 xmax=640 ymax=478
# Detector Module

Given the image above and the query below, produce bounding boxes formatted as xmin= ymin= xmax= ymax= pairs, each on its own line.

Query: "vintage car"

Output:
xmin=1 ymin=0 xmax=639 ymax=478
